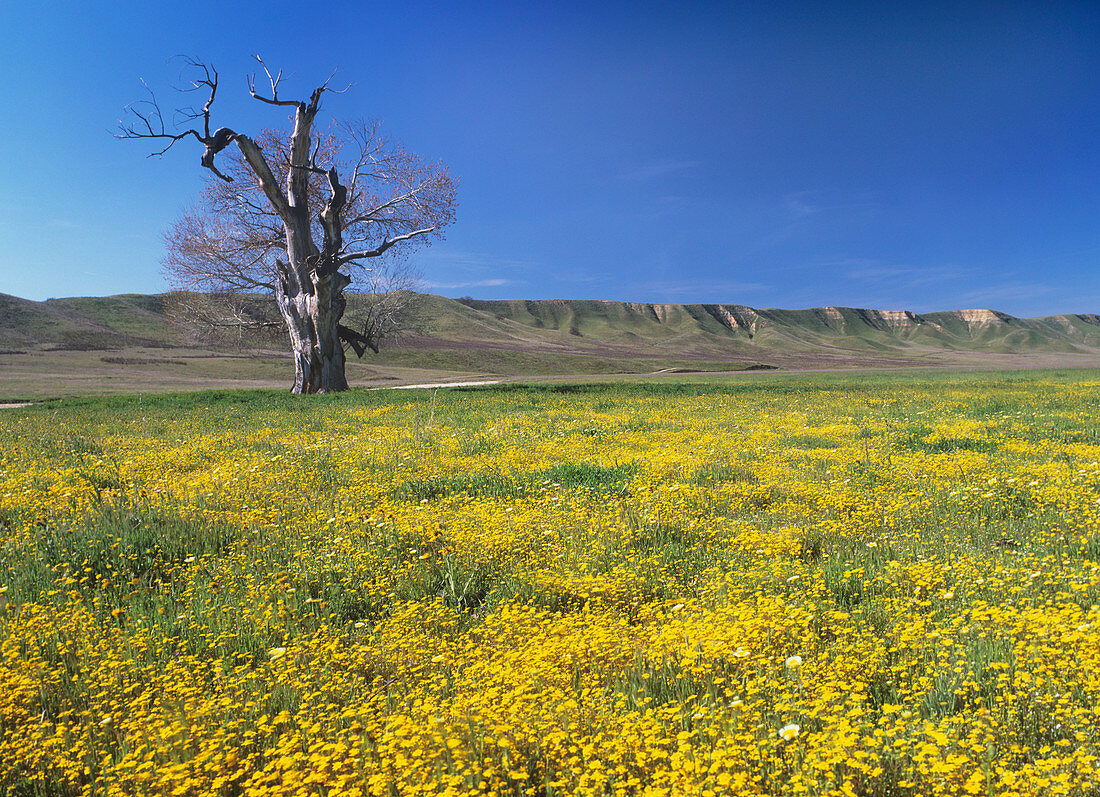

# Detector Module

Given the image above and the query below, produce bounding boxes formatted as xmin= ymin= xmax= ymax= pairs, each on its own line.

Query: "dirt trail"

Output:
xmin=385 ymin=380 xmax=503 ymax=390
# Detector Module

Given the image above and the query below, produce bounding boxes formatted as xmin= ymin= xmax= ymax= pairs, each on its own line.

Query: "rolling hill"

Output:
xmin=4 ymin=291 xmax=1100 ymax=397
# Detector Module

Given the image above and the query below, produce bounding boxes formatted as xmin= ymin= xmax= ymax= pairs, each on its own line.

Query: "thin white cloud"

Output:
xmin=634 ymin=279 xmax=771 ymax=298
xmin=415 ymin=248 xmax=536 ymax=293
xmin=828 ymin=259 xmax=975 ymax=287
xmin=782 ymin=191 xmax=879 ymax=218
xmin=619 ymin=159 xmax=701 ymax=181
xmin=784 ymin=192 xmax=820 ymax=217
xmin=959 ymin=282 xmax=1056 ymax=304
xmin=556 ymin=272 xmax=613 ymax=285
xmin=423 ymin=278 xmax=517 ymax=290
xmin=415 ymin=248 xmax=538 ymax=274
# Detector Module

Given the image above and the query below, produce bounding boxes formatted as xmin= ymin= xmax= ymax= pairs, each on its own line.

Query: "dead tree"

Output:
xmin=119 ymin=57 xmax=456 ymax=393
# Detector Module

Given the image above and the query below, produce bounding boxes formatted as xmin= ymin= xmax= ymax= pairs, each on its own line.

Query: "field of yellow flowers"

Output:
xmin=2 ymin=372 xmax=1100 ymax=796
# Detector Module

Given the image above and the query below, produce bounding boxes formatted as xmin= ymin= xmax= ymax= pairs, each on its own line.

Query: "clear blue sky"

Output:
xmin=1 ymin=0 xmax=1098 ymax=316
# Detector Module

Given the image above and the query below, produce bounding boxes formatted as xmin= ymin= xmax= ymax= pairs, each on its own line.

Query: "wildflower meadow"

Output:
xmin=2 ymin=371 xmax=1100 ymax=796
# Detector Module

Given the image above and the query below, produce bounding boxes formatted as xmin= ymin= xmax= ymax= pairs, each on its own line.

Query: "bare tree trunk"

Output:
xmin=311 ymin=268 xmax=350 ymax=392
xmin=256 ymin=87 xmax=353 ymax=395
xmin=306 ymin=162 xmax=351 ymax=393
xmin=274 ymin=260 xmax=315 ymax=393
xmin=274 ymin=257 xmax=351 ymax=394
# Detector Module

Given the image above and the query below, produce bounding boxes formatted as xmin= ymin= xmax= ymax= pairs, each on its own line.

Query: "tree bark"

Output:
xmin=310 ymin=268 xmax=350 ymax=393
xmin=239 ymin=91 xmax=355 ymax=394
xmin=272 ymin=262 xmax=351 ymax=393
xmin=273 ymin=260 xmax=314 ymax=393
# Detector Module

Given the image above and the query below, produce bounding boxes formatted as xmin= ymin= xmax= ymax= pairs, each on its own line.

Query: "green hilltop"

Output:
xmin=4 ymin=291 xmax=1100 ymax=381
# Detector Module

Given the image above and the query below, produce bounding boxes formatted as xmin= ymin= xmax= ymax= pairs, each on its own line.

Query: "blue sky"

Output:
xmin=1 ymin=0 xmax=1098 ymax=316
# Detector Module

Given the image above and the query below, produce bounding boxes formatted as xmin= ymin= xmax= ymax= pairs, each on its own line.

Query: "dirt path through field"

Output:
xmin=0 ymin=403 xmax=31 ymax=409
xmin=386 ymin=380 xmax=504 ymax=390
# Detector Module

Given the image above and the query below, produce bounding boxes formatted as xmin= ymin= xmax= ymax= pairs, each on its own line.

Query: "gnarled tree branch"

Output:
xmin=339 ymin=227 xmax=436 ymax=264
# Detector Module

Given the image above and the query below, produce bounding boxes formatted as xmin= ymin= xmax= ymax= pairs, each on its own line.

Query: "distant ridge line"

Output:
xmin=4 ymin=292 xmax=1100 ymax=372
xmin=461 ymin=297 xmax=1100 ymax=347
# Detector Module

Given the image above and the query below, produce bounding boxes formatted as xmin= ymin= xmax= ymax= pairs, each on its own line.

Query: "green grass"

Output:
xmin=392 ymin=462 xmax=639 ymax=501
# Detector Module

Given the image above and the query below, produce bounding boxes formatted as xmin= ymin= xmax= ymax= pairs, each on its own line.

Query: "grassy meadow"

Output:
xmin=2 ymin=372 xmax=1100 ymax=795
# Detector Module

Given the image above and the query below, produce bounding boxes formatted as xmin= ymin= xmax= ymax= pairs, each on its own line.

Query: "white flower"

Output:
xmin=785 ymin=655 xmax=802 ymax=670
xmin=267 ymin=647 xmax=287 ymax=661
xmin=778 ymin=723 xmax=800 ymax=741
